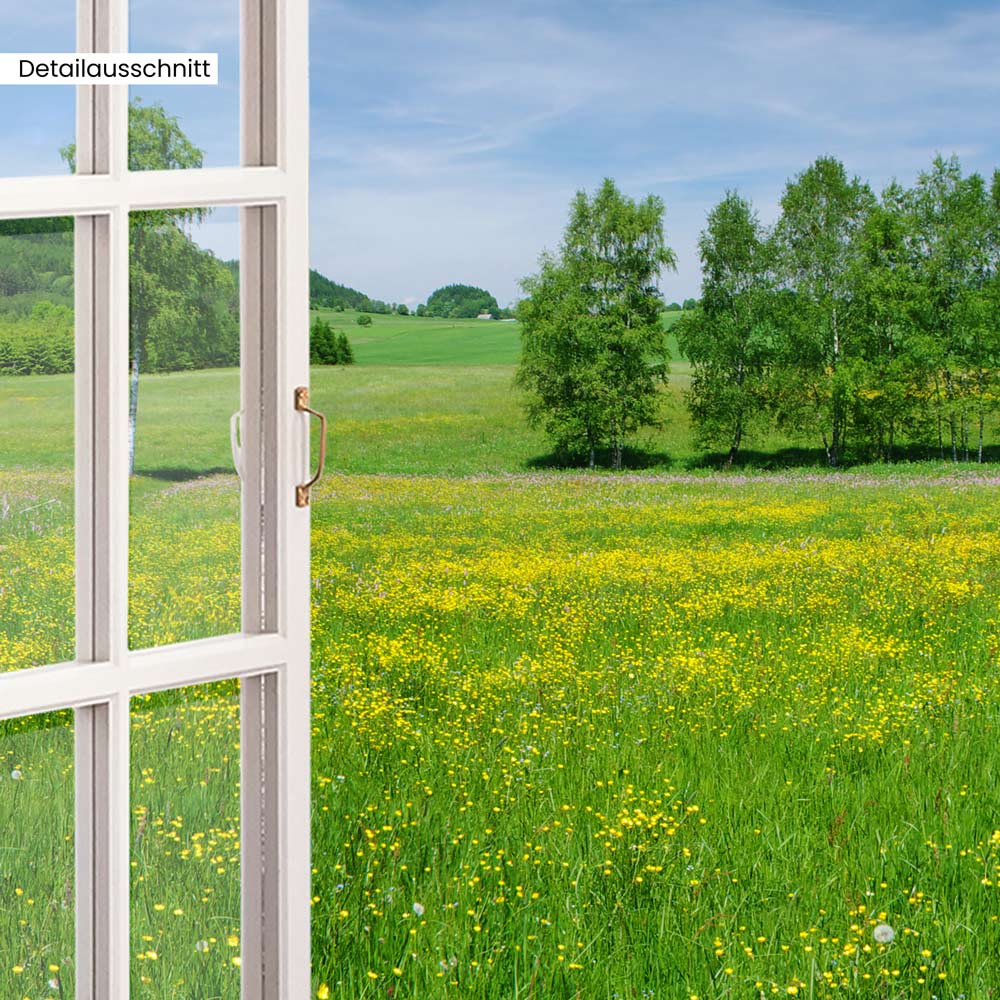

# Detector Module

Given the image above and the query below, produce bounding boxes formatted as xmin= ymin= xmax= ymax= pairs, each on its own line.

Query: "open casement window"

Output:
xmin=0 ymin=1 xmax=311 ymax=997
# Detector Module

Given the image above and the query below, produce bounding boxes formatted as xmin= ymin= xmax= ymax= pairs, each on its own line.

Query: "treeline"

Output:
xmin=309 ymin=273 xmax=515 ymax=321
xmin=0 ymin=220 xmax=240 ymax=376
xmin=678 ymin=154 xmax=1000 ymax=465
xmin=0 ymin=224 xmax=75 ymax=375
xmin=0 ymin=302 xmax=74 ymax=375
xmin=309 ymin=269 xmax=394 ymax=314
xmin=0 ymin=224 xmax=74 ymax=314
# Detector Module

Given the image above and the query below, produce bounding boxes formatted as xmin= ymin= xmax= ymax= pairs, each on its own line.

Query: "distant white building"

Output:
xmin=476 ymin=312 xmax=494 ymax=320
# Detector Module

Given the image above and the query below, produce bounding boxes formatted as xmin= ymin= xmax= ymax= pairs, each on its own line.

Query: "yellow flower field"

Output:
xmin=307 ymin=473 xmax=1000 ymax=998
xmin=4 ymin=469 xmax=1000 ymax=998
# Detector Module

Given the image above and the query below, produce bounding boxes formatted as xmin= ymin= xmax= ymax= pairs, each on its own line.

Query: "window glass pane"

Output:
xmin=128 ymin=0 xmax=240 ymax=170
xmin=128 ymin=206 xmax=241 ymax=650
xmin=0 ymin=8 xmax=75 ymax=177
xmin=131 ymin=681 xmax=240 ymax=998
xmin=0 ymin=217 xmax=75 ymax=672
xmin=0 ymin=710 xmax=75 ymax=997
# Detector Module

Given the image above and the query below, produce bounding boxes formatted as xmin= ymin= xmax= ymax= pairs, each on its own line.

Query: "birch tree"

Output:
xmin=774 ymin=157 xmax=874 ymax=466
xmin=677 ymin=191 xmax=776 ymax=465
xmin=63 ymin=99 xmax=205 ymax=473
xmin=516 ymin=179 xmax=676 ymax=469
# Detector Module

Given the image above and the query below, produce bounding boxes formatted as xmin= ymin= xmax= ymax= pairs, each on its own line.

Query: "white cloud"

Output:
xmin=309 ymin=1 xmax=1000 ymax=299
xmin=2 ymin=0 xmax=996 ymax=303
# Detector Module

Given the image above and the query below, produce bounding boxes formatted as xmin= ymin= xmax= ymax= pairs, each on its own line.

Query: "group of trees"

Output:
xmin=9 ymin=96 xmax=999 ymax=473
xmin=421 ymin=284 xmax=506 ymax=319
xmin=0 ymin=213 xmax=238 ymax=379
xmin=310 ymin=317 xmax=354 ymax=365
xmin=310 ymin=270 xmax=514 ymax=320
xmin=0 ymin=220 xmax=75 ymax=375
xmin=518 ymin=158 xmax=1000 ymax=469
xmin=309 ymin=270 xmax=394 ymax=314
xmin=679 ymin=154 xmax=1000 ymax=466
xmin=0 ymin=106 xmax=239 ymax=397
xmin=308 ymin=279 xmax=517 ymax=321
xmin=0 ymin=300 xmax=74 ymax=375
xmin=516 ymin=179 xmax=676 ymax=469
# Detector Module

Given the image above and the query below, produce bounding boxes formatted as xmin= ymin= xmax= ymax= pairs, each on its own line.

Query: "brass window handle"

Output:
xmin=294 ymin=386 xmax=327 ymax=507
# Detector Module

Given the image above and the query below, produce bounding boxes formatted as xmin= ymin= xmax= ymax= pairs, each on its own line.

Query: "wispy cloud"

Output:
xmin=1 ymin=1 xmax=996 ymax=302
xmin=309 ymin=0 xmax=1000 ymax=302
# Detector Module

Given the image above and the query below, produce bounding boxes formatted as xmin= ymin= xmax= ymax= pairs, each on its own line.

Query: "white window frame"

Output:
xmin=0 ymin=1 xmax=311 ymax=997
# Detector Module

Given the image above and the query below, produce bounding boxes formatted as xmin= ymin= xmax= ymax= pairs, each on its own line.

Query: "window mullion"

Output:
xmin=74 ymin=211 xmax=114 ymax=1000
xmin=241 ymin=0 xmax=284 ymax=990
xmin=74 ymin=0 xmax=120 ymax=995
xmin=102 ymin=190 xmax=133 ymax=1000
xmin=276 ymin=0 xmax=312 ymax=984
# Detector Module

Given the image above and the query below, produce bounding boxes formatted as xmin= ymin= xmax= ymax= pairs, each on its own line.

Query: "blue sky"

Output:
xmin=3 ymin=0 xmax=999 ymax=304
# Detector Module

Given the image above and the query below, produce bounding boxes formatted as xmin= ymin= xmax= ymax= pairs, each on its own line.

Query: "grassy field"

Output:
xmin=311 ymin=308 xmax=686 ymax=369
xmin=3 ymin=313 xmax=1000 ymax=998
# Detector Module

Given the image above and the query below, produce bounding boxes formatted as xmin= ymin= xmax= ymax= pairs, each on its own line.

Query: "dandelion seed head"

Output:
xmin=873 ymin=923 xmax=895 ymax=944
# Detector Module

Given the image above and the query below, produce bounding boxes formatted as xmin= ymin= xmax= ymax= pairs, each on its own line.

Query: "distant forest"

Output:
xmin=0 ymin=223 xmax=519 ymax=376
xmin=0 ymin=227 xmax=521 ymax=376
xmin=309 ymin=269 xmax=396 ymax=314
xmin=309 ymin=273 xmax=515 ymax=320
xmin=0 ymin=218 xmax=241 ymax=376
xmin=0 ymin=221 xmax=76 ymax=375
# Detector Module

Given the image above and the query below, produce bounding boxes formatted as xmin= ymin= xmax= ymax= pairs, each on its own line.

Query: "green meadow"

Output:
xmin=3 ymin=312 xmax=1000 ymax=998
xmin=310 ymin=308 xmax=686 ymax=369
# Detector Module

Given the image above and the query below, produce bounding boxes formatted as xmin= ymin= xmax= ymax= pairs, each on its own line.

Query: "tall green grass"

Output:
xmin=3 ymin=312 xmax=1000 ymax=998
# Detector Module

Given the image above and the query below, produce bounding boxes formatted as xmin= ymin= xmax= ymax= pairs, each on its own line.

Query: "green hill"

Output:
xmin=309 ymin=270 xmax=392 ymax=314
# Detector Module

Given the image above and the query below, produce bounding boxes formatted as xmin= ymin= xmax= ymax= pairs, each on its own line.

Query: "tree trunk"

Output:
xmin=610 ymin=416 xmax=623 ymax=471
xmin=934 ymin=373 xmax=944 ymax=458
xmin=831 ymin=304 xmax=840 ymax=365
xmin=821 ymin=430 xmax=834 ymax=468
xmin=945 ymin=371 xmax=957 ymax=463
xmin=129 ymin=224 xmax=143 ymax=479
xmin=978 ymin=404 xmax=985 ymax=464
xmin=830 ymin=303 xmax=842 ymax=468
xmin=128 ymin=341 xmax=140 ymax=476
xmin=725 ymin=424 xmax=742 ymax=468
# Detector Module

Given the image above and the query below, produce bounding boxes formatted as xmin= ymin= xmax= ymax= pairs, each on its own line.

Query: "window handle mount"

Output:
xmin=230 ymin=410 xmax=244 ymax=479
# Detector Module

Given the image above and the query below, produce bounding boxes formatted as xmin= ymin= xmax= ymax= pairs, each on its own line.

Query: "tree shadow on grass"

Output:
xmin=688 ymin=446 xmax=830 ymax=471
xmin=689 ymin=442 xmax=1000 ymax=470
xmin=135 ymin=466 xmax=234 ymax=482
xmin=525 ymin=445 xmax=674 ymax=471
xmin=882 ymin=442 xmax=1000 ymax=464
